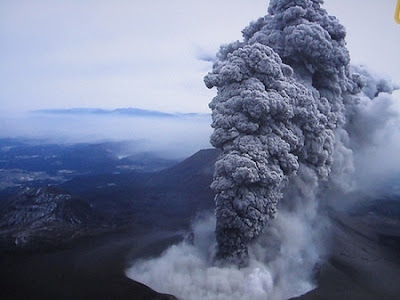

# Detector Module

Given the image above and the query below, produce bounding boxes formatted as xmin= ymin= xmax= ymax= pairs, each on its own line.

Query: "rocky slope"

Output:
xmin=0 ymin=187 xmax=111 ymax=251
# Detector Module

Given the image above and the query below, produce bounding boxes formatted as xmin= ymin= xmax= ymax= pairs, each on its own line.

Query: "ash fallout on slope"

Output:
xmin=204 ymin=0 xmax=394 ymax=266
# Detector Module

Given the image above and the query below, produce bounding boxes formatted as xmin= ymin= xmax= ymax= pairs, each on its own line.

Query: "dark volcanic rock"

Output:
xmin=0 ymin=187 xmax=107 ymax=251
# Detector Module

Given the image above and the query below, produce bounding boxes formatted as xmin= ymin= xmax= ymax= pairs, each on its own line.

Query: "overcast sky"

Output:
xmin=1 ymin=0 xmax=399 ymax=115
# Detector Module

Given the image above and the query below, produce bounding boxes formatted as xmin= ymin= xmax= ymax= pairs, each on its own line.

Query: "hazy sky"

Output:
xmin=1 ymin=0 xmax=399 ymax=114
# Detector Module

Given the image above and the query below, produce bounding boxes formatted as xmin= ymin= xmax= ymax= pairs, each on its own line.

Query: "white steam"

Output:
xmin=127 ymin=210 xmax=324 ymax=300
xmin=347 ymin=70 xmax=400 ymax=195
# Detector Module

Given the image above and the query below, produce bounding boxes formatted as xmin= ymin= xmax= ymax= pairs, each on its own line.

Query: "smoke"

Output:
xmin=127 ymin=211 xmax=325 ymax=300
xmin=345 ymin=67 xmax=400 ymax=196
xmin=126 ymin=0 xmax=400 ymax=299
xmin=204 ymin=0 xmax=362 ymax=265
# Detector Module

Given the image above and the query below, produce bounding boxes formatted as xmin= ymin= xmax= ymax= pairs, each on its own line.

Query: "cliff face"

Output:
xmin=0 ymin=187 xmax=103 ymax=251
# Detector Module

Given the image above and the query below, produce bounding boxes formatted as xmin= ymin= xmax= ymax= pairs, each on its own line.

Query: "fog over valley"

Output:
xmin=0 ymin=109 xmax=212 ymax=158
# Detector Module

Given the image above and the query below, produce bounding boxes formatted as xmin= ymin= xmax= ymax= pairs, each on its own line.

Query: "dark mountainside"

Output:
xmin=0 ymin=147 xmax=220 ymax=300
xmin=292 ymin=207 xmax=400 ymax=300
xmin=60 ymin=148 xmax=219 ymax=229
xmin=0 ymin=148 xmax=220 ymax=252
xmin=0 ymin=187 xmax=102 ymax=251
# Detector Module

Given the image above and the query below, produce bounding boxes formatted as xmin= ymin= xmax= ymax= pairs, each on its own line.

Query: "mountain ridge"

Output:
xmin=33 ymin=108 xmax=210 ymax=119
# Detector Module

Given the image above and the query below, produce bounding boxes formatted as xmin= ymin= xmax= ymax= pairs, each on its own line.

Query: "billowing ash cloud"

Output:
xmin=127 ymin=1 xmax=400 ymax=298
xmin=204 ymin=0 xmax=366 ymax=265
xmin=127 ymin=212 xmax=323 ymax=300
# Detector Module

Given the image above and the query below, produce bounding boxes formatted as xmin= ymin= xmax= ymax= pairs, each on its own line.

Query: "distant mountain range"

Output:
xmin=33 ymin=108 xmax=210 ymax=119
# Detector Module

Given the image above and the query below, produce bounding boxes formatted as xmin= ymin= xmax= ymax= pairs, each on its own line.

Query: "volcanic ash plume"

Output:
xmin=204 ymin=0 xmax=362 ymax=265
xmin=127 ymin=1 xmax=400 ymax=298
